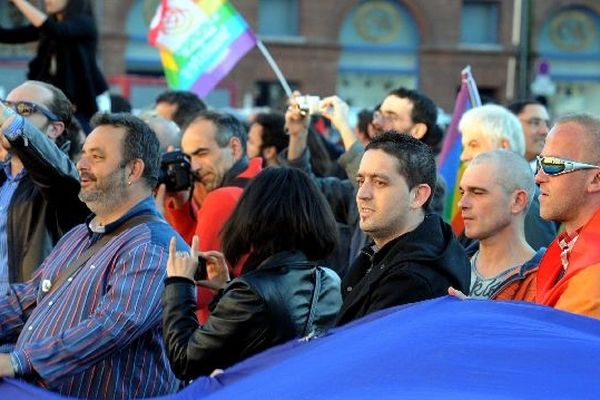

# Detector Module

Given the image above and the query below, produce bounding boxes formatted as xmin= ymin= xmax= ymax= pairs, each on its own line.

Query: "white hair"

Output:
xmin=459 ymin=104 xmax=525 ymax=156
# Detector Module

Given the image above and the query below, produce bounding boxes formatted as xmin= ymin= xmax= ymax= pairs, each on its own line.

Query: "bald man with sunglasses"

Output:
xmin=532 ymin=113 xmax=600 ymax=318
xmin=0 ymin=80 xmax=89 ymax=299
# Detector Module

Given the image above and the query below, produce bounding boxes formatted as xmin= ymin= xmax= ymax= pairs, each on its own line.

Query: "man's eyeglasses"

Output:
xmin=373 ymin=110 xmax=402 ymax=124
xmin=521 ymin=117 xmax=550 ymax=129
xmin=1 ymin=99 xmax=60 ymax=122
xmin=536 ymin=155 xmax=600 ymax=176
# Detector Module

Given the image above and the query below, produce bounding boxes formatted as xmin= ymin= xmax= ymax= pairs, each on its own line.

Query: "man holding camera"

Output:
xmin=162 ymin=110 xmax=262 ymax=323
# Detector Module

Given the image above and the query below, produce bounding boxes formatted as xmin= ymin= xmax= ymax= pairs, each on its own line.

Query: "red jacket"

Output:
xmin=536 ymin=207 xmax=600 ymax=318
xmin=165 ymin=157 xmax=263 ymax=322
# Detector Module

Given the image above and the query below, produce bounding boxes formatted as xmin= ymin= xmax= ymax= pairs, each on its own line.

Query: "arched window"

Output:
xmin=336 ymin=0 xmax=419 ymax=109
xmin=536 ymin=6 xmax=600 ymax=114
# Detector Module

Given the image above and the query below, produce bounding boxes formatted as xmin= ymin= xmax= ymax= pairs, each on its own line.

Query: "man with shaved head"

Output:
xmin=455 ymin=149 xmax=545 ymax=300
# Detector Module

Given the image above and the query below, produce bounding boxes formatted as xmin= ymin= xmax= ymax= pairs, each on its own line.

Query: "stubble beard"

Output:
xmin=79 ymin=168 xmax=128 ymax=215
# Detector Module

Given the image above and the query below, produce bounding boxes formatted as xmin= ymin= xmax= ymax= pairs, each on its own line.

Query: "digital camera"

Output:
xmin=157 ymin=150 xmax=192 ymax=192
xmin=297 ymin=95 xmax=321 ymax=116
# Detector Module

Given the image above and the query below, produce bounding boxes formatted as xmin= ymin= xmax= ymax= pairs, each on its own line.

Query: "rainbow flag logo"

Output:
xmin=149 ymin=0 xmax=257 ymax=97
xmin=438 ymin=66 xmax=481 ymax=234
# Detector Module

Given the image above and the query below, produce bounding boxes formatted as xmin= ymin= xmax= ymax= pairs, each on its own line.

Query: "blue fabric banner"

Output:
xmin=2 ymin=297 xmax=600 ymax=399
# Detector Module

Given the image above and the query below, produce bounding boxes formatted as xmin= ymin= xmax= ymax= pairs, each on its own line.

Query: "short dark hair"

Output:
xmin=155 ymin=90 xmax=207 ymax=129
xmin=91 ymin=113 xmax=161 ymax=188
xmin=187 ymin=110 xmax=247 ymax=153
xmin=60 ymin=116 xmax=84 ymax=161
xmin=366 ymin=131 xmax=437 ymax=209
xmin=110 ymin=93 xmax=132 ymax=113
xmin=507 ymin=99 xmax=544 ymax=116
xmin=254 ymin=111 xmax=288 ymax=153
xmin=386 ymin=87 xmax=439 ymax=147
xmin=29 ymin=80 xmax=73 ymax=128
xmin=356 ymin=109 xmax=373 ymax=136
xmin=221 ymin=166 xmax=338 ymax=268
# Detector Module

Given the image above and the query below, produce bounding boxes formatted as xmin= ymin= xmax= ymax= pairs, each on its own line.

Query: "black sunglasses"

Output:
xmin=536 ymin=155 xmax=600 ymax=176
xmin=1 ymin=99 xmax=60 ymax=122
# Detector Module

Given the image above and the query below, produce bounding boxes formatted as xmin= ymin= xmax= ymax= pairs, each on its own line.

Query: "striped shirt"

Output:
xmin=0 ymin=197 xmax=186 ymax=399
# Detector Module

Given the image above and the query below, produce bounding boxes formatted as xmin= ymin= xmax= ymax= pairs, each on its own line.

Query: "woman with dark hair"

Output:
xmin=0 ymin=0 xmax=108 ymax=131
xmin=162 ymin=167 xmax=342 ymax=380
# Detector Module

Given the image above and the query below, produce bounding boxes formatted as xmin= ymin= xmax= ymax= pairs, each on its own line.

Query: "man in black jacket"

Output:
xmin=0 ymin=81 xmax=89 ymax=296
xmin=335 ymin=132 xmax=470 ymax=326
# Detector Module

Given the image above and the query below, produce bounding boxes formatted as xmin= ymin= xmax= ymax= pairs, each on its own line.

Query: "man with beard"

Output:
xmin=0 ymin=80 xmax=89 ymax=297
xmin=163 ymin=110 xmax=262 ymax=323
xmin=0 ymin=113 xmax=185 ymax=398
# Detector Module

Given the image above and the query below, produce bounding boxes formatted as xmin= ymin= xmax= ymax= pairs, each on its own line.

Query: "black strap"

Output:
xmin=43 ymin=214 xmax=163 ymax=297
xmin=302 ymin=267 xmax=323 ymax=337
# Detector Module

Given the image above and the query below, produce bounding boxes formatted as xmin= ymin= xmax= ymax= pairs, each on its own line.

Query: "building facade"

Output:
xmin=1 ymin=0 xmax=599 ymax=117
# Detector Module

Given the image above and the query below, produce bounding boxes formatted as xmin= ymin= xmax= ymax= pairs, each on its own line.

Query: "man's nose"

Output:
xmin=460 ymin=150 xmax=471 ymax=162
xmin=356 ymin=182 xmax=372 ymax=199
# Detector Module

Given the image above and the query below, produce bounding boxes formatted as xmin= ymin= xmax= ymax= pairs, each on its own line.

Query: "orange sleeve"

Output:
xmin=554 ymin=263 xmax=600 ymax=319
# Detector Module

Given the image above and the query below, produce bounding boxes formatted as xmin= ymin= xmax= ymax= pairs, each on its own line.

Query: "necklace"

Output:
xmin=471 ymin=250 xmax=521 ymax=279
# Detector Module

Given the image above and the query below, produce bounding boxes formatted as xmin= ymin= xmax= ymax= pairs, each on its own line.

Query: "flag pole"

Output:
xmin=256 ymin=40 xmax=292 ymax=97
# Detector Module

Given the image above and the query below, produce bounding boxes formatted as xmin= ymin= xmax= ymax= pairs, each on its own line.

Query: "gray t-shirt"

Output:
xmin=469 ymin=252 xmax=521 ymax=299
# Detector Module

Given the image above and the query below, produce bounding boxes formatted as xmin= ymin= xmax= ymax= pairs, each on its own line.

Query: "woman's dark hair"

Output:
xmin=221 ymin=167 xmax=338 ymax=269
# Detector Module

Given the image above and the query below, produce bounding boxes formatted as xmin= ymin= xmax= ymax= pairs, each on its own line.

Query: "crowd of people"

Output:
xmin=0 ymin=76 xmax=598 ymax=398
xmin=0 ymin=2 xmax=599 ymax=399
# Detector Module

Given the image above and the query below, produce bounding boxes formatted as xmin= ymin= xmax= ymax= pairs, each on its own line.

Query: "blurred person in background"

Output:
xmin=246 ymin=111 xmax=288 ymax=167
xmin=154 ymin=90 xmax=207 ymax=129
xmin=508 ymin=99 xmax=551 ymax=172
xmin=0 ymin=0 xmax=109 ymax=132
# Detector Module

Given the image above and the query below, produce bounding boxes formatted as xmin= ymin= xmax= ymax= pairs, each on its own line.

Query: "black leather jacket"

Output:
xmin=1 ymin=119 xmax=89 ymax=287
xmin=162 ymin=251 xmax=341 ymax=380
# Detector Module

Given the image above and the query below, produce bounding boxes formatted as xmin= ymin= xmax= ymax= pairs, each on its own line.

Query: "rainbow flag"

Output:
xmin=148 ymin=0 xmax=256 ymax=97
xmin=438 ymin=66 xmax=481 ymax=234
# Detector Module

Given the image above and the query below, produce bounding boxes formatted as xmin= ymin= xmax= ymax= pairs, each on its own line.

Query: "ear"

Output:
xmin=410 ymin=184 xmax=432 ymax=209
xmin=127 ymin=158 xmax=145 ymax=184
xmin=587 ymin=171 xmax=600 ymax=194
xmin=510 ymin=189 xmax=529 ymax=214
xmin=500 ymin=138 xmax=511 ymax=151
xmin=262 ymin=145 xmax=277 ymax=162
xmin=46 ymin=121 xmax=65 ymax=140
xmin=228 ymin=137 xmax=243 ymax=159
xmin=410 ymin=123 xmax=427 ymax=140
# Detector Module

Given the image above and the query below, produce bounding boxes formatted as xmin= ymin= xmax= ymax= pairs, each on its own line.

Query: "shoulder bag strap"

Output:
xmin=42 ymin=214 xmax=163 ymax=297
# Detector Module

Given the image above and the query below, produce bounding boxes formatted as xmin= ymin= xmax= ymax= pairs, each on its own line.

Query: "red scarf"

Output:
xmin=536 ymin=207 xmax=600 ymax=306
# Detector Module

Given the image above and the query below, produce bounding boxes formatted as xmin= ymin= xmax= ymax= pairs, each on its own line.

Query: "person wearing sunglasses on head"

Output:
xmin=0 ymin=80 xmax=89 ymax=300
xmin=534 ymin=113 xmax=600 ymax=319
xmin=0 ymin=0 xmax=108 ymax=132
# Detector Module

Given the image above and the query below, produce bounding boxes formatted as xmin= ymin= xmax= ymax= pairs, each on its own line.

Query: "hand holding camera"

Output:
xmin=158 ymin=149 xmax=192 ymax=192
xmin=296 ymin=95 xmax=322 ymax=117
xmin=155 ymin=148 xmax=193 ymax=214
xmin=167 ymin=236 xmax=230 ymax=291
